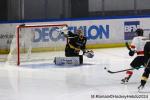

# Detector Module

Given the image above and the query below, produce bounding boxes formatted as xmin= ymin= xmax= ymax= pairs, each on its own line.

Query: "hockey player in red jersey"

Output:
xmin=121 ymin=28 xmax=148 ymax=84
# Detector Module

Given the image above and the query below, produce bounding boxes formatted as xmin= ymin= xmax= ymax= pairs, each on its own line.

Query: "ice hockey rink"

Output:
xmin=0 ymin=47 xmax=149 ymax=100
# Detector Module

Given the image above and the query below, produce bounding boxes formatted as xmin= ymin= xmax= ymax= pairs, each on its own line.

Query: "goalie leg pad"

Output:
xmin=54 ymin=57 xmax=80 ymax=65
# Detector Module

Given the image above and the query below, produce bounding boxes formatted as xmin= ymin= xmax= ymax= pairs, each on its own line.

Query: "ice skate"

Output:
xmin=121 ymin=75 xmax=131 ymax=84
xmin=138 ymin=84 xmax=144 ymax=90
xmin=121 ymin=78 xmax=129 ymax=84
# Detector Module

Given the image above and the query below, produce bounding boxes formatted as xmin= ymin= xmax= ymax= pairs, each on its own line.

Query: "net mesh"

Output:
xmin=7 ymin=24 xmax=67 ymax=65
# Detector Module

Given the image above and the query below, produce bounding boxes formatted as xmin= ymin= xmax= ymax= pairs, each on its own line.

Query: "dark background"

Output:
xmin=1 ymin=0 xmax=150 ymax=21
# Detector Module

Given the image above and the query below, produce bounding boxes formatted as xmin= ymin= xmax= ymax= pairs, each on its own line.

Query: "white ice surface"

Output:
xmin=0 ymin=47 xmax=150 ymax=100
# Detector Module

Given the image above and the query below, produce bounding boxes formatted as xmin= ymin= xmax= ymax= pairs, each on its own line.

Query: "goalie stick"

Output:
xmin=104 ymin=66 xmax=144 ymax=74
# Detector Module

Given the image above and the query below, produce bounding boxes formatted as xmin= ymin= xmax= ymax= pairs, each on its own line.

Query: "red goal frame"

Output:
xmin=16 ymin=24 xmax=67 ymax=65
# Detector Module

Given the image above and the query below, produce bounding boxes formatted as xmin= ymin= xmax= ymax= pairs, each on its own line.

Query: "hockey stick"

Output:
xmin=104 ymin=67 xmax=134 ymax=74
xmin=125 ymin=42 xmax=136 ymax=56
xmin=104 ymin=66 xmax=144 ymax=74
xmin=125 ymin=42 xmax=131 ymax=51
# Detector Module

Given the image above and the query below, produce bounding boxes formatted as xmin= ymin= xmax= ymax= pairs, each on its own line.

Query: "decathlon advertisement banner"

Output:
xmin=0 ymin=16 xmax=150 ymax=52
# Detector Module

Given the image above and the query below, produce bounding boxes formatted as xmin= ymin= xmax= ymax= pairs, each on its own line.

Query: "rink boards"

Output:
xmin=0 ymin=15 xmax=150 ymax=54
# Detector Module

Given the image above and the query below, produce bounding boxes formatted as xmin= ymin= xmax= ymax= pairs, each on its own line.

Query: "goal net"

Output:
xmin=7 ymin=24 xmax=67 ymax=66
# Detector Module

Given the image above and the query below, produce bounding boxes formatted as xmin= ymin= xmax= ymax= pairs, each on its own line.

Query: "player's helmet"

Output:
xmin=135 ymin=28 xmax=143 ymax=36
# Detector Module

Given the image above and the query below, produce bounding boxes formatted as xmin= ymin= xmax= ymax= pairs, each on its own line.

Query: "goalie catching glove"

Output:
xmin=83 ymin=50 xmax=94 ymax=58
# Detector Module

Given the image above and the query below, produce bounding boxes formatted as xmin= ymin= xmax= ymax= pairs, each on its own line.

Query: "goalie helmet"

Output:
xmin=84 ymin=50 xmax=94 ymax=58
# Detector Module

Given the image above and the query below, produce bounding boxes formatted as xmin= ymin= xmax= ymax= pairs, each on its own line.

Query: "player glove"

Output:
xmin=129 ymin=50 xmax=135 ymax=56
xmin=134 ymin=66 xmax=141 ymax=70
xmin=132 ymin=65 xmax=144 ymax=70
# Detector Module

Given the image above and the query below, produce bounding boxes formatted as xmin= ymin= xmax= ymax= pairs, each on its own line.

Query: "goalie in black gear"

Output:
xmin=63 ymin=29 xmax=87 ymax=64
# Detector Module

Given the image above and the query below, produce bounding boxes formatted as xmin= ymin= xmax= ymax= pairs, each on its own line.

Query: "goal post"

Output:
xmin=7 ymin=23 xmax=68 ymax=66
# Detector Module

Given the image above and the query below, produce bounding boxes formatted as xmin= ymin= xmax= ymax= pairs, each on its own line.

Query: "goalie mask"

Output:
xmin=84 ymin=50 xmax=94 ymax=58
